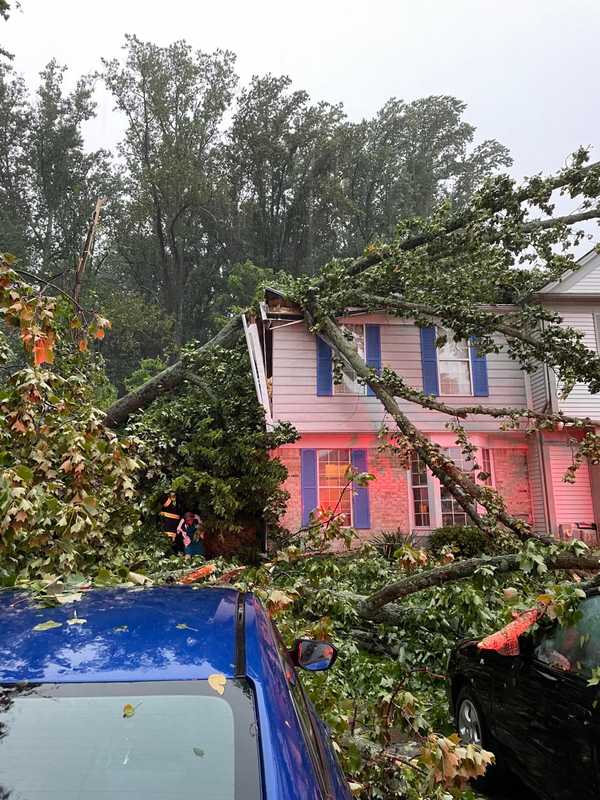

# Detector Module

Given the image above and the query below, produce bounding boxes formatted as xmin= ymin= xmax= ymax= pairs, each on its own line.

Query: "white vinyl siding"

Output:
xmin=527 ymin=437 xmax=548 ymax=535
xmin=553 ymin=309 xmax=600 ymax=417
xmin=271 ymin=317 xmax=528 ymax=433
xmin=549 ymin=446 xmax=594 ymax=525
xmin=529 ymin=365 xmax=549 ymax=413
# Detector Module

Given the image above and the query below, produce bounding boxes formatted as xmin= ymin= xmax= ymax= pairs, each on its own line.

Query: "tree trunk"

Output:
xmin=359 ymin=552 xmax=600 ymax=621
xmin=103 ymin=315 xmax=243 ymax=428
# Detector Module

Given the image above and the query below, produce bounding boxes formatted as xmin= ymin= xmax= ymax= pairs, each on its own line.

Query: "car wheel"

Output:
xmin=455 ymin=687 xmax=507 ymax=787
xmin=457 ymin=690 xmax=484 ymax=746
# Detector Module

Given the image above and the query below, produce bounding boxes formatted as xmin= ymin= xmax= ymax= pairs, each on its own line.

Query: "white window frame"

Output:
xmin=333 ymin=324 xmax=367 ymax=396
xmin=410 ymin=453 xmax=433 ymax=529
xmin=436 ymin=330 xmax=474 ymax=397
xmin=316 ymin=448 xmax=354 ymax=526
xmin=409 ymin=448 xmax=495 ymax=529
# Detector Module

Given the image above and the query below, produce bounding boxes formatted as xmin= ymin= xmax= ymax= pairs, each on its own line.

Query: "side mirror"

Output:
xmin=289 ymin=638 xmax=338 ymax=672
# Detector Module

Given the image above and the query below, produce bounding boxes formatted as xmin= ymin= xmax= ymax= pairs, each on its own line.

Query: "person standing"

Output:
xmin=177 ymin=511 xmax=205 ymax=558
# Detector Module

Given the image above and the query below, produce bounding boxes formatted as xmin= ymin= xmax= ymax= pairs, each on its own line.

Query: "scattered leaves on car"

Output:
xmin=208 ymin=673 xmax=226 ymax=695
xmin=176 ymin=623 xmax=197 ymax=631
xmin=32 ymin=620 xmax=62 ymax=632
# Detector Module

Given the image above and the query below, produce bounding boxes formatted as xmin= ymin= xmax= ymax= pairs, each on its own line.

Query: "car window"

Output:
xmin=0 ymin=680 xmax=261 ymax=800
xmin=535 ymin=595 xmax=600 ymax=678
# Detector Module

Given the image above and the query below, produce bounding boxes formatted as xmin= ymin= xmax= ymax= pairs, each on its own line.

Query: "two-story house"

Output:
xmin=244 ymin=248 xmax=600 ymax=544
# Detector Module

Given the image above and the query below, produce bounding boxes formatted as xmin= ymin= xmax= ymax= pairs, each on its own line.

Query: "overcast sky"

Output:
xmin=6 ymin=0 xmax=600 ymax=185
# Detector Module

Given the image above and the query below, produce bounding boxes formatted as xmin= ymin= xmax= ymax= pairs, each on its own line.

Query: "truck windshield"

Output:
xmin=0 ymin=679 xmax=261 ymax=800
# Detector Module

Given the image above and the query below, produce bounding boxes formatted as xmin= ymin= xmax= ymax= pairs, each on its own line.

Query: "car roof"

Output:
xmin=0 ymin=586 xmax=244 ymax=684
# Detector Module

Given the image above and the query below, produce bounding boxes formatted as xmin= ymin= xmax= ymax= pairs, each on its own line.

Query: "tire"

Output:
xmin=455 ymin=687 xmax=508 ymax=789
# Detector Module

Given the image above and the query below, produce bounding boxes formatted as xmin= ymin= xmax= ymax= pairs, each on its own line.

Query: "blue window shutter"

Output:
xmin=365 ymin=324 xmax=381 ymax=397
xmin=351 ymin=449 xmax=371 ymax=529
xmin=470 ymin=340 xmax=489 ymax=397
xmin=301 ymin=449 xmax=318 ymax=526
xmin=316 ymin=336 xmax=333 ymax=396
xmin=420 ymin=326 xmax=439 ymax=395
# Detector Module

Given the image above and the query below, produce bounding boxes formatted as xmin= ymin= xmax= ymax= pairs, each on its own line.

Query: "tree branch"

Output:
xmin=351 ymin=292 xmax=545 ymax=350
xmin=522 ymin=206 xmax=600 ymax=233
xmin=343 ymin=160 xmax=600 ymax=278
xmin=14 ymin=269 xmax=89 ymax=315
xmin=103 ymin=315 xmax=244 ymax=428
xmin=376 ymin=369 xmax=600 ymax=427
xmin=359 ymin=552 xmax=600 ymax=618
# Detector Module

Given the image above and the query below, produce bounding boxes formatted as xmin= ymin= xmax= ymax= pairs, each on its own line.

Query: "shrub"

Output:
xmin=372 ymin=529 xmax=413 ymax=559
xmin=428 ymin=524 xmax=493 ymax=558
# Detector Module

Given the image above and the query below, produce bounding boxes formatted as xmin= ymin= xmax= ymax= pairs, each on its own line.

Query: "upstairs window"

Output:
xmin=333 ymin=325 xmax=366 ymax=396
xmin=438 ymin=337 xmax=472 ymax=395
xmin=420 ymin=326 xmax=489 ymax=398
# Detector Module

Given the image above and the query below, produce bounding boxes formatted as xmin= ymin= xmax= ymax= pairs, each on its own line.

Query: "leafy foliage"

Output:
xmin=225 ymin=532 xmax=595 ymax=798
xmin=0 ymin=256 xmax=141 ymax=579
xmin=0 ymin=364 xmax=139 ymax=579
xmin=127 ymin=342 xmax=298 ymax=548
xmin=428 ymin=525 xmax=497 ymax=559
xmin=91 ymin=290 xmax=174 ymax=393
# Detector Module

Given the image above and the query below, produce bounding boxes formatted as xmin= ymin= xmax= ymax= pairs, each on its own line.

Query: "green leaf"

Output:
xmin=14 ymin=464 xmax=33 ymax=482
xmin=32 ymin=620 xmax=62 ymax=632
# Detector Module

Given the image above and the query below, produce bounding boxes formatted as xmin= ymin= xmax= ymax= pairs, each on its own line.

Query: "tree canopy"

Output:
xmin=0 ymin=36 xmax=514 ymax=378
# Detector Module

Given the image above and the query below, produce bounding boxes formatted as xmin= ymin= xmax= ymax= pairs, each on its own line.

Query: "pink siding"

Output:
xmin=273 ymin=438 xmax=410 ymax=539
xmin=549 ymin=445 xmax=594 ymax=525
xmin=271 ymin=315 xmax=528 ymax=434
xmin=274 ymin=434 xmax=533 ymax=537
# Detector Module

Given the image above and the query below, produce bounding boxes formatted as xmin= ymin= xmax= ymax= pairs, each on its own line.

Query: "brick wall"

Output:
xmin=276 ymin=448 xmax=302 ymax=533
xmin=366 ymin=448 xmax=410 ymax=540
xmin=492 ymin=448 xmax=532 ymax=521
xmin=273 ymin=447 xmax=410 ymax=540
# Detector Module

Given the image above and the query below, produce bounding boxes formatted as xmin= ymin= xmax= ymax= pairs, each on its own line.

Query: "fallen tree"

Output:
xmin=358 ymin=549 xmax=600 ymax=623
xmin=103 ymin=315 xmax=244 ymax=427
xmin=281 ymin=151 xmax=600 ymax=538
xmin=100 ymin=149 xmax=600 ymax=539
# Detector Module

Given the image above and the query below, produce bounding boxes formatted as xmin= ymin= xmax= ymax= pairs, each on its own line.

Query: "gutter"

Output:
xmin=242 ymin=314 xmax=273 ymax=430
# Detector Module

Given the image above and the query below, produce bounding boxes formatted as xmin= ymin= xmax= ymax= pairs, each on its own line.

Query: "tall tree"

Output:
xmin=102 ymin=36 xmax=237 ymax=343
xmin=331 ymin=96 xmax=512 ymax=253
xmin=227 ymin=74 xmax=344 ymax=274
xmin=0 ymin=60 xmax=113 ymax=278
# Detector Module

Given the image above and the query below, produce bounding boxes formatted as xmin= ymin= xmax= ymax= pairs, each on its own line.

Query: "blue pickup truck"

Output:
xmin=0 ymin=586 xmax=352 ymax=800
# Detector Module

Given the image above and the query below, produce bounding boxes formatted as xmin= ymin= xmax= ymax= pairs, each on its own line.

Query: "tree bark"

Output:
xmin=103 ymin=315 xmax=243 ymax=428
xmin=359 ymin=552 xmax=600 ymax=620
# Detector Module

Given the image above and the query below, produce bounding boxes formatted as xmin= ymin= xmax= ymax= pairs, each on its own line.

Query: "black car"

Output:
xmin=448 ymin=591 xmax=600 ymax=800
